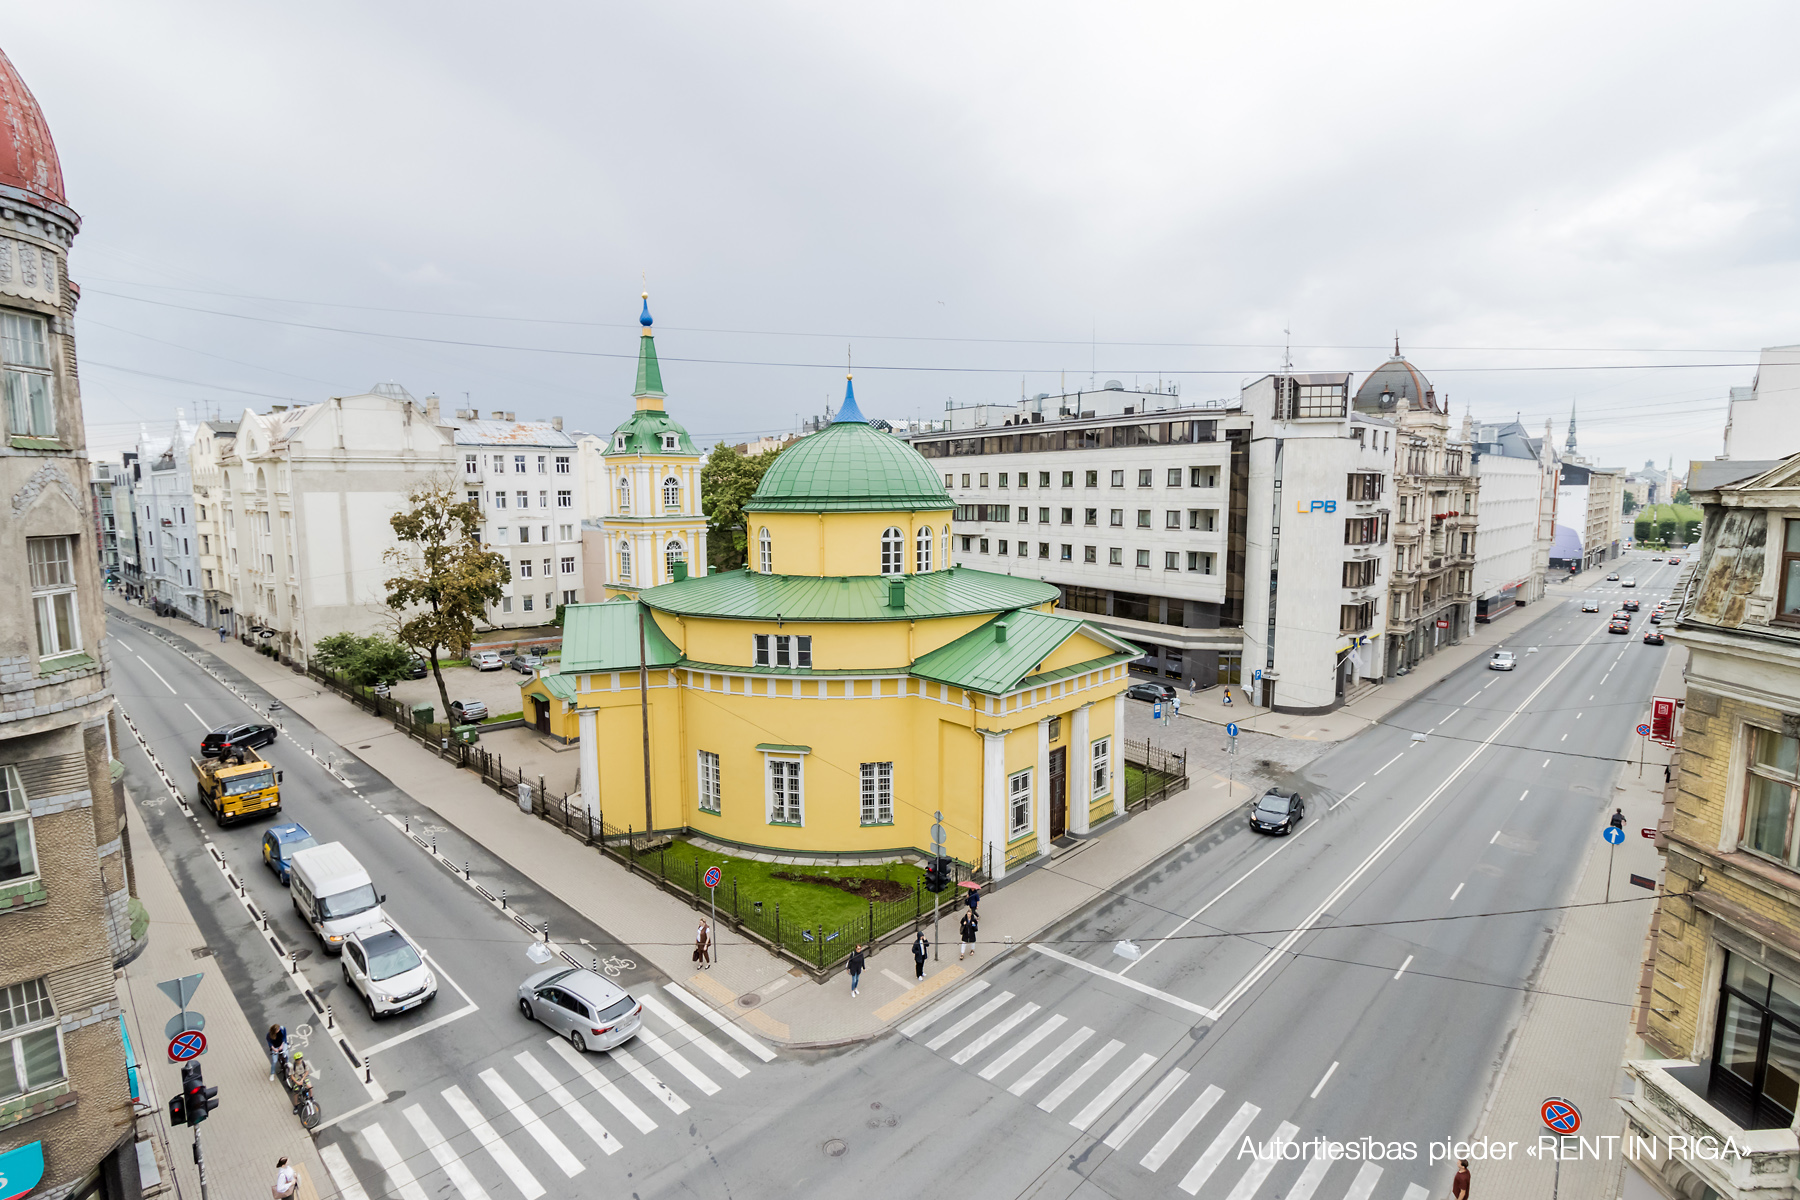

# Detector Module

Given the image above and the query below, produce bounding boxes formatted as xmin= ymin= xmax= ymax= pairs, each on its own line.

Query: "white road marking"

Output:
xmin=480 ymin=1068 xmax=583 ymax=1178
xmin=951 ymin=1001 xmax=1039 ymax=1065
xmin=897 ymin=980 xmax=990 ymax=1038
xmin=1033 ymin=945 xmax=1213 ymax=1015
xmin=1449 ymin=882 xmax=1464 ymax=902
xmin=1119 ymin=826 xmax=1314 ymax=976
xmin=1490 ymin=830 xmax=1501 ymax=844
xmin=881 ymin=968 xmax=916 ymax=990
xmin=1223 ymin=1121 xmax=1300 ymax=1200
xmin=1577 ymin=711 xmax=1584 ymax=719
xmin=1562 ymin=734 xmax=1568 ymax=741
xmin=663 ymin=983 xmax=777 ymax=1061
xmin=1037 ymin=1039 xmax=1123 ymax=1113
xmin=514 ymin=1051 xmax=622 ymax=1156
xmin=318 ymin=1144 xmax=371 ymax=1200
xmin=609 ymin=1045 xmax=688 ymax=1114
xmin=136 ymin=655 xmax=178 ymax=694
xmin=1393 ymin=954 xmax=1414 ymax=980
xmin=1141 ymin=1084 xmax=1223 ymax=1171
xmin=1329 ymin=783 xmax=1363 ymax=811
xmin=183 ymin=703 xmax=211 ymax=729
xmin=547 ymin=1037 xmax=656 ymax=1133
xmin=1543 ymin=758 xmax=1550 ymax=767
xmin=980 ymin=1012 xmax=1066 ymax=1081
xmin=926 ymin=991 xmax=1015 ymax=1051
xmin=1344 ymin=1161 xmax=1384 ymax=1200
xmin=1071 ymin=1051 xmax=1156 ymax=1131
xmin=1010 ymin=1025 xmax=1093 ymax=1096
xmin=1403 ymin=1185 xmax=1432 ymax=1200
xmin=1179 ymin=1100 xmax=1262 ymax=1194
xmin=1103 ymin=1066 xmax=1188 ymax=1149
xmin=631 ymin=1025 xmax=719 ymax=1095
xmin=443 ymin=1084 xmax=544 ymax=1200
xmin=403 ymin=1105 xmax=492 ymax=1200
xmin=1373 ymin=752 xmax=1404 ymax=775
xmin=1518 ymin=789 xmax=1530 ymax=803
xmin=1286 ymin=1151 xmax=1335 ymax=1200
xmin=637 ymin=994 xmax=748 ymax=1079
xmin=1436 ymin=712 xmax=1456 ymax=726
xmin=1465 ymin=692 xmax=1480 ymax=704
xmin=1309 ymin=1060 xmax=1338 ymax=1098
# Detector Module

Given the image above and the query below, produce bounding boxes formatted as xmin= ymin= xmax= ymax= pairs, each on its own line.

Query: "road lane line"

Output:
xmin=1141 ymin=1083 xmax=1223 ymax=1171
xmin=926 ymin=990 xmax=1015 ymax=1051
xmin=1285 ymin=1152 xmax=1335 ymax=1200
xmin=881 ymin=968 xmax=916 ymax=990
xmin=1309 ymin=1060 xmax=1338 ymax=1098
xmin=1465 ymin=692 xmax=1480 ymax=704
xmin=1222 ymin=1121 xmax=1300 ymax=1200
xmin=637 ymin=994 xmax=748 ymax=1079
xmin=318 ymin=1145 xmax=372 ymax=1200
xmin=443 ymin=1084 xmax=544 ymax=1200
xmin=1032 ymin=945 xmax=1213 ymax=1016
xmin=1103 ymin=1066 xmax=1188 ymax=1149
xmin=183 ymin=703 xmax=211 ymax=728
xmin=1329 ymin=783 xmax=1363 ymax=811
xmin=1562 ymin=734 xmax=1568 ymax=741
xmin=1577 ymin=711 xmax=1584 ymax=719
xmin=135 ymin=655 xmax=178 ymax=694
xmin=631 ymin=1025 xmax=719 ymax=1095
xmin=358 ymin=1124 xmax=428 ymax=1200
xmin=1373 ymin=752 xmax=1404 ymax=775
xmin=1344 ymin=1162 xmax=1384 ymax=1200
xmin=1178 ymin=1100 xmax=1262 ymax=1194
xmin=480 ymin=1068 xmax=583 ymax=1177
xmin=1393 ymin=954 xmax=1414 ymax=980
xmin=1071 ymin=1052 xmax=1156 ymax=1131
xmin=980 ymin=1012 xmax=1066 ymax=1081
xmin=609 ymin=1045 xmax=688 ymax=1113
xmin=1037 ymin=1039 xmax=1123 ymax=1113
xmin=1010 ymin=1026 xmax=1093 ymax=1096
xmin=1449 ymin=882 xmax=1464 ymax=902
xmin=514 ymin=1051 xmax=622 ymax=1156
xmin=897 ymin=980 xmax=990 ymax=1038
xmin=1518 ymin=789 xmax=1529 ymax=803
xmin=951 ymin=1001 xmax=1039 ymax=1065
xmin=1490 ymin=829 xmax=1502 ymax=844
xmin=404 ymin=1105 xmax=492 ymax=1200
xmin=547 ymin=1038 xmax=656 ymax=1133
xmin=663 ymin=983 xmax=777 ymax=1061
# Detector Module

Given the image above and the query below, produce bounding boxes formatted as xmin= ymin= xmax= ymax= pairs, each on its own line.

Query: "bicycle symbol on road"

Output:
xmin=597 ymin=956 xmax=636 ymax=978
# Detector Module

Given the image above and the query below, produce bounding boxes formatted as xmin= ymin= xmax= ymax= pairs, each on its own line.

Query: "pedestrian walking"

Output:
xmin=1173 ymin=694 xmax=1182 ymax=719
xmin=847 ymin=944 xmax=866 ymax=997
xmin=1610 ymin=807 xmax=1627 ymax=830
xmin=1451 ymin=1158 xmax=1471 ymax=1200
xmin=694 ymin=919 xmax=712 ymax=968
xmin=272 ymin=1157 xmax=298 ymax=1200
xmin=219 ymin=626 xmax=228 ymax=642
xmin=912 ymin=931 xmax=929 ymax=980
xmin=265 ymin=1023 xmax=287 ymax=1081
xmin=965 ymin=885 xmax=980 ymax=918
xmin=1222 ymin=689 xmax=1233 ymax=707
xmin=959 ymin=910 xmax=977 ymax=960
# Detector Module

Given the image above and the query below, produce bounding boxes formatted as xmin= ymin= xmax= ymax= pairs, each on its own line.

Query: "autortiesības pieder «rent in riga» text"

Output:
xmin=1228 ymin=1134 xmax=1757 ymax=1167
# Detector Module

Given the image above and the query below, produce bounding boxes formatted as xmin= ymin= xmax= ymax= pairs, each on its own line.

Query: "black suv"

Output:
xmin=201 ymin=722 xmax=278 ymax=758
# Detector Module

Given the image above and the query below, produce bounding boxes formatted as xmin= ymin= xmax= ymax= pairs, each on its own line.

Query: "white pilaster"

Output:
xmin=1036 ymin=717 xmax=1052 ymax=856
xmin=1112 ymin=693 xmax=1126 ymax=817
xmin=577 ymin=708 xmax=599 ymax=816
xmin=981 ymin=729 xmax=1007 ymax=881
xmin=1070 ymin=702 xmax=1092 ymax=835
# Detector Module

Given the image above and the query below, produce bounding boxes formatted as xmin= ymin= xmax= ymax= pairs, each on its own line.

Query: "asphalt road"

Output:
xmin=111 ymin=554 xmax=1680 ymax=1200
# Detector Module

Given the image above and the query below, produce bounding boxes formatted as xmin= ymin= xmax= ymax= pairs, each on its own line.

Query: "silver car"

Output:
xmin=1488 ymin=651 xmax=1516 ymax=671
xmin=518 ymin=967 xmax=642 ymax=1052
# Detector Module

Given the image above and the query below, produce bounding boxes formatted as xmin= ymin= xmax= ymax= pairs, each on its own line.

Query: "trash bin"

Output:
xmin=453 ymin=724 xmax=480 ymax=746
xmin=411 ymin=703 xmax=434 ymax=725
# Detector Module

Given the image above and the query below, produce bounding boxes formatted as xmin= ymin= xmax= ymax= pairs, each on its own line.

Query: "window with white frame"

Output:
xmin=754 ymin=634 xmax=770 ymax=666
xmin=514 ymin=455 xmax=526 ymax=473
xmin=767 ymin=757 xmax=803 ymax=824
xmin=662 ymin=434 xmax=678 ymax=451
xmin=557 ymin=489 xmax=572 ymax=508
xmin=558 ymin=524 xmax=574 ymax=541
xmin=618 ymin=543 xmax=632 ymax=581
xmin=0 ymin=766 xmax=36 ymax=884
xmin=28 ymin=537 xmax=79 ymax=657
xmin=555 ymin=455 xmax=570 ymax=474
xmin=614 ymin=434 xmax=627 ymax=452
xmin=698 ymin=751 xmax=721 ymax=814
xmin=759 ymin=527 xmax=772 ymax=574
xmin=754 ymin=633 xmax=812 ymax=668
xmin=536 ymin=455 xmax=547 ymax=474
xmin=0 ymin=977 xmax=64 ymax=1100
xmin=560 ymin=555 xmax=575 ymax=575
xmin=3 ymin=314 xmax=53 ymax=438
xmin=1091 ymin=738 xmax=1110 ymax=797
xmin=517 ymin=559 xmax=532 ymax=579
xmin=1742 ymin=725 xmax=1800 ymax=868
xmin=915 ymin=525 xmax=932 ymax=573
xmin=519 ymin=525 xmax=531 ymax=543
xmin=515 ymin=490 xmax=528 ymax=508
xmin=860 ymin=761 xmax=893 ymax=824
xmin=662 ymin=477 xmax=680 ymax=511
xmin=561 ymin=589 xmax=576 ymax=605
xmin=1008 ymin=769 xmax=1032 ymax=838
xmin=537 ymin=490 xmax=548 ymax=509
xmin=880 ymin=527 xmax=904 ymax=575
xmin=492 ymin=454 xmax=506 ymax=472
xmin=464 ymin=454 xmax=479 ymax=476
xmin=665 ymin=540 xmax=685 ymax=576
xmin=493 ymin=490 xmax=507 ymax=509
xmin=617 ymin=478 xmax=631 ymax=513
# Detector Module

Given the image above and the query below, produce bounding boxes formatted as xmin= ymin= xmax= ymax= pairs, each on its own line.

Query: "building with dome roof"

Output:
xmin=533 ymin=371 xmax=1138 ymax=880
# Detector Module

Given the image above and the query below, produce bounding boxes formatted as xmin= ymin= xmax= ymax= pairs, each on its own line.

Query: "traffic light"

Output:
xmin=168 ymin=1094 xmax=187 ymax=1126
xmin=924 ymin=856 xmax=951 ymax=893
xmin=180 ymin=1062 xmax=219 ymax=1125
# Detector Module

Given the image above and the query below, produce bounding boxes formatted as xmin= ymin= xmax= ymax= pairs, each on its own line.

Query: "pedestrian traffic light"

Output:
xmin=168 ymin=1094 xmax=187 ymax=1126
xmin=924 ymin=856 xmax=951 ymax=893
xmin=180 ymin=1062 xmax=219 ymax=1125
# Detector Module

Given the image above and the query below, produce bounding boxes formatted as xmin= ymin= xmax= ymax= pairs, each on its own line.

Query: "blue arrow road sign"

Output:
xmin=1603 ymin=826 xmax=1625 ymax=845
xmin=1226 ymin=723 xmax=1239 ymax=738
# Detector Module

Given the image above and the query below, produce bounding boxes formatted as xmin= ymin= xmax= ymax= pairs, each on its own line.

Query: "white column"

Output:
xmin=1036 ymin=717 xmax=1052 ymax=856
xmin=1112 ymin=693 xmax=1127 ymax=817
xmin=981 ymin=730 xmax=1007 ymax=882
xmin=1070 ymin=703 xmax=1092 ymax=835
xmin=577 ymin=709 xmax=599 ymax=818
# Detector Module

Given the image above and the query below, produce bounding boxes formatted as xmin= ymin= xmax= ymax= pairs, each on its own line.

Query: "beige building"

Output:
xmin=0 ymin=45 xmax=141 ymax=1200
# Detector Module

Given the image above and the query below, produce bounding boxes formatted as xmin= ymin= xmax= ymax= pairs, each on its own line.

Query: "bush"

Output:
xmin=312 ymin=633 xmax=415 ymax=685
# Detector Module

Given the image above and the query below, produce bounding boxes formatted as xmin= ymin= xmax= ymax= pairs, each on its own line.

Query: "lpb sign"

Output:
xmin=1294 ymin=500 xmax=1338 ymax=513
xmin=1651 ymin=697 xmax=1678 ymax=744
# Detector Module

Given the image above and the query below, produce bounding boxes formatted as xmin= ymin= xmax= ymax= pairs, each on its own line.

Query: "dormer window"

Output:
xmin=615 ymin=434 xmax=627 ymax=452
xmin=662 ymin=434 xmax=678 ymax=451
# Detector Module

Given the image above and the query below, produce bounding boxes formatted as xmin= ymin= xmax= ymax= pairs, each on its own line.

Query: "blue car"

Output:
xmin=262 ymin=822 xmax=319 ymax=885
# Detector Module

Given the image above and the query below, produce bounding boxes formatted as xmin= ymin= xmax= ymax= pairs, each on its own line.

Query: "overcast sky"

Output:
xmin=13 ymin=2 xmax=1800 ymax=469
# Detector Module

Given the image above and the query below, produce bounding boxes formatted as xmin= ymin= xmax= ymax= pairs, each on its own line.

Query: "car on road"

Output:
xmin=518 ymin=967 xmax=643 ymax=1052
xmin=510 ymin=653 xmax=546 ymax=675
xmin=1668 ymin=557 xmax=1682 ymax=566
xmin=1125 ymin=682 xmax=1177 ymax=704
xmin=473 ymin=651 xmax=505 ymax=672
xmin=342 ymin=922 xmax=438 ymax=1018
xmin=1644 ymin=629 xmax=1665 ymax=645
xmin=404 ymin=657 xmax=428 ymax=679
xmin=1488 ymin=651 xmax=1517 ymax=671
xmin=1651 ymin=557 xmax=1663 ymax=562
xmin=449 ymin=699 xmax=488 ymax=723
xmin=1612 ymin=610 xmax=1631 ymax=621
xmin=1623 ymin=599 xmax=1640 ymax=612
xmin=1248 ymin=788 xmax=1305 ymax=835
xmin=1622 ymin=578 xmax=1637 ymax=588
xmin=1650 ymin=611 xmax=1663 ymax=625
xmin=201 ymin=721 xmax=278 ymax=758
xmin=261 ymin=822 xmax=319 ymax=886
xmin=1609 ymin=620 xmax=1631 ymax=634
xmin=1581 ymin=599 xmax=1600 ymax=612
xmin=1607 ymin=573 xmax=1620 ymax=581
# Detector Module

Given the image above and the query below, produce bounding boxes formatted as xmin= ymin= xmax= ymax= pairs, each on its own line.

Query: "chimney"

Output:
xmin=425 ymin=392 xmax=441 ymax=422
xmin=887 ymin=578 xmax=906 ymax=609
xmin=671 ymin=561 xmax=689 ymax=583
xmin=491 ymin=411 xmax=505 ymax=421
xmin=504 ymin=412 xmax=516 ymax=422
xmin=550 ymin=416 xmax=563 ymax=431
xmin=994 ymin=618 xmax=1008 ymax=644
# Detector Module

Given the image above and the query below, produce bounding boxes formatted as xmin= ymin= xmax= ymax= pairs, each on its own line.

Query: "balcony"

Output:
xmin=1619 ymin=1060 xmax=1798 ymax=1197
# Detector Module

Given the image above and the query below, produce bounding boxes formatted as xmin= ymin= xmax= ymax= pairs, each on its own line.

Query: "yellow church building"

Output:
xmin=528 ymin=317 xmax=1139 ymax=879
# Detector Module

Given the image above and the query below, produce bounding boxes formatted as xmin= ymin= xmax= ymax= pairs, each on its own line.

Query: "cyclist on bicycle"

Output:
xmin=285 ymin=1049 xmax=312 ymax=1092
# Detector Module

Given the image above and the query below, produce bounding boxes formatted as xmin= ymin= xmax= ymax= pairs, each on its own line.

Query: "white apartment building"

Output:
xmin=448 ymin=411 xmax=585 ymax=625
xmin=133 ymin=417 xmax=203 ymax=620
xmin=1723 ymin=344 xmax=1800 ymax=460
xmin=190 ymin=418 xmax=238 ymax=628
xmin=1470 ymin=418 xmax=1556 ymax=621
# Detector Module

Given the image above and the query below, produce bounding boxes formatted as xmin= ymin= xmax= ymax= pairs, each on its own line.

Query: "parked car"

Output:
xmin=405 ymin=657 xmax=428 ymax=679
xmin=261 ymin=822 xmax=319 ymax=886
xmin=342 ymin=922 xmax=437 ymax=1019
xmin=449 ymin=699 xmax=488 ymax=723
xmin=1125 ymin=682 xmax=1177 ymax=704
xmin=510 ymin=653 xmax=546 ymax=675
xmin=473 ymin=651 xmax=505 ymax=672
xmin=1609 ymin=620 xmax=1631 ymax=635
xmin=1248 ymin=788 xmax=1305 ymax=835
xmin=1581 ymin=600 xmax=1600 ymax=612
xmin=1606 ymin=573 xmax=1620 ymax=581
xmin=201 ymin=721 xmax=278 ymax=758
xmin=518 ymin=967 xmax=643 ymax=1052
xmin=1621 ymin=578 xmax=1637 ymax=588
xmin=1644 ymin=630 xmax=1665 ymax=646
xmin=1622 ymin=599 xmax=1640 ymax=612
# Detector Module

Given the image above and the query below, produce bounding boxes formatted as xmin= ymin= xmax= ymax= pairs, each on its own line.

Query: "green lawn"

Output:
xmin=1125 ymin=762 xmax=1182 ymax=802
xmin=640 ymin=838 xmax=932 ymax=937
xmin=1636 ymin=503 xmax=1701 ymax=525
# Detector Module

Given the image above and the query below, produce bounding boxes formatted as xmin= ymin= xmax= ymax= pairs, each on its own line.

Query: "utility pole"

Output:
xmin=194 ymin=1128 xmax=208 ymax=1200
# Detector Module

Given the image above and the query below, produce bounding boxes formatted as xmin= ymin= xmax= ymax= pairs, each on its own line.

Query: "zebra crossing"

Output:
xmin=319 ymin=982 xmax=777 ymax=1200
xmin=902 ymin=983 xmax=1429 ymax=1200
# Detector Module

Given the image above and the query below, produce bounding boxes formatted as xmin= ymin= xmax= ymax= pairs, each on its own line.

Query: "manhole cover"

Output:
xmin=189 ymin=946 xmax=214 ymax=960
xmin=736 ymin=993 xmax=761 ymax=1008
xmin=823 ymin=1139 xmax=847 ymax=1158
xmin=869 ymin=1102 xmax=882 ymax=1110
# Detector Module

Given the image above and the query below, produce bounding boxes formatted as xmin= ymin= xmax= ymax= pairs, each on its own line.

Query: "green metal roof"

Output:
xmin=558 ymin=598 xmax=683 ymax=672
xmin=745 ymin=419 xmax=952 ymax=513
xmin=606 ymin=407 xmax=697 ymax=457
xmin=909 ymin=609 xmax=1140 ymax=694
xmin=634 ymin=331 xmax=665 ymax=399
xmin=639 ymin=567 xmax=1058 ymax=621
xmin=529 ymin=672 xmax=580 ymax=702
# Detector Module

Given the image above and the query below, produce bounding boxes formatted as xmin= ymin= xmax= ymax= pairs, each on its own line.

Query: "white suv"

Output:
xmin=342 ymin=923 xmax=437 ymax=1018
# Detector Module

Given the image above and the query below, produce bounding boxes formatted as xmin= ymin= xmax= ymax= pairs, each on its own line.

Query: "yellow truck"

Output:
xmin=190 ymin=747 xmax=282 ymax=825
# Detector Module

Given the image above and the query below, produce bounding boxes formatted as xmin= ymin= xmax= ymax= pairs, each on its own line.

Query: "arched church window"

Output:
xmin=665 ymin=539 xmax=685 ymax=578
xmin=617 ymin=477 xmax=631 ymax=514
xmin=759 ymin=527 xmax=772 ymax=574
xmin=663 ymin=476 xmax=680 ymax=512
xmin=881 ymin=527 xmax=904 ymax=575
xmin=619 ymin=542 xmax=632 ymax=582
xmin=915 ymin=525 xmax=932 ymax=574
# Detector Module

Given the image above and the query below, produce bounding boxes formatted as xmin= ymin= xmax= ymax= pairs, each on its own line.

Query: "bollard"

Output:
xmin=593 ymin=956 xmax=600 ymax=974
xmin=326 ymin=1005 xmax=334 ymax=1029
xmin=404 ymin=817 xmax=410 ymax=835
xmin=364 ymin=1055 xmax=372 ymax=1084
xmin=501 ymin=888 xmax=507 ymax=909
xmin=289 ymin=952 xmax=298 ymax=976
xmin=432 ymin=835 xmax=438 ymax=855
xmin=464 ymin=860 xmax=470 ymax=880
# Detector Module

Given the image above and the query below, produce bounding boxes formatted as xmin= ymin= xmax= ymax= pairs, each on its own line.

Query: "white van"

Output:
xmin=289 ymin=842 xmax=385 ymax=955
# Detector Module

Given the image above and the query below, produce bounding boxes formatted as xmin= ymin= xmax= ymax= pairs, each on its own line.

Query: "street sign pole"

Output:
xmin=194 ymin=1126 xmax=208 ymax=1200
xmin=1602 ymin=825 xmax=1626 ymax=902
xmin=931 ymin=812 xmax=945 ymax=963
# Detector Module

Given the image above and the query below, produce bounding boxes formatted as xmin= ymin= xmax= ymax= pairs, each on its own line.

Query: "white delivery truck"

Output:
xmin=288 ymin=842 xmax=386 ymax=955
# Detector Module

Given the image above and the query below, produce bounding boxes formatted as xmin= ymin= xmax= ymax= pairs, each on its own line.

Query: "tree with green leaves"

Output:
xmin=1621 ymin=490 xmax=1637 ymax=515
xmin=701 ymin=443 xmax=785 ymax=571
xmin=384 ymin=478 xmax=511 ymax=721
xmin=1674 ymin=488 xmax=1691 ymax=505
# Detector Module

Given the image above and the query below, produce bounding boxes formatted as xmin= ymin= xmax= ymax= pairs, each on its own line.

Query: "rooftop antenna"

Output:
xmin=1282 ymin=324 xmax=1294 ymax=374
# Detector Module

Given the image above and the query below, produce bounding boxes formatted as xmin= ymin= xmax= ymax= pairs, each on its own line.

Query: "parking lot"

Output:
xmin=385 ymin=655 xmax=551 ymax=723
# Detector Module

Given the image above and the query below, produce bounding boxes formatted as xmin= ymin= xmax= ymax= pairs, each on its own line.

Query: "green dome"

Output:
xmin=747 ymin=419 xmax=952 ymax=513
xmin=606 ymin=409 xmax=697 ymax=457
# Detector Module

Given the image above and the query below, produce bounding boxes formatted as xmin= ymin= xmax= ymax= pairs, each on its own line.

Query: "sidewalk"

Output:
xmin=118 ymin=785 xmax=327 ymax=1200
